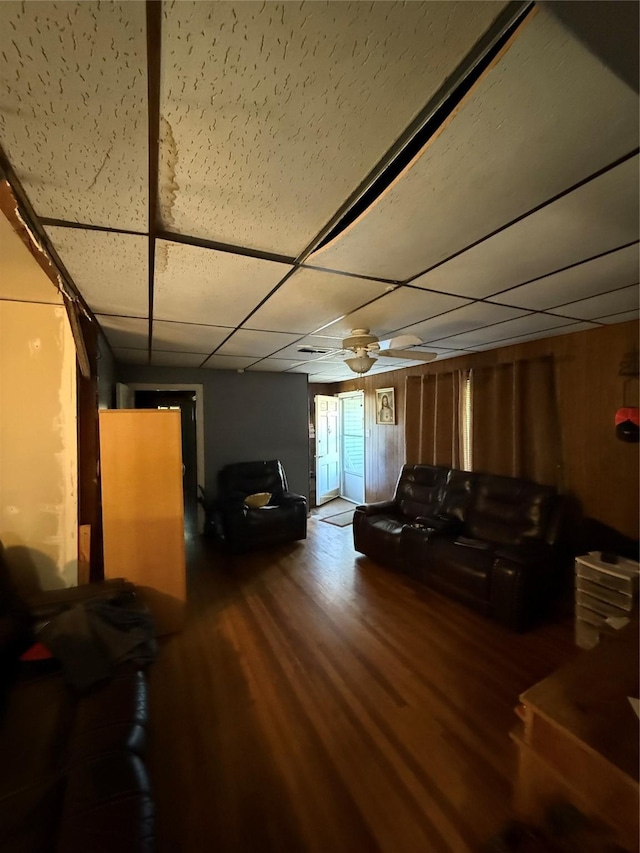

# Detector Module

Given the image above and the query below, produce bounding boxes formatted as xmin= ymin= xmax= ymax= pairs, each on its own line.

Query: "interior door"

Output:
xmin=340 ymin=392 xmax=365 ymax=504
xmin=315 ymin=395 xmax=340 ymax=505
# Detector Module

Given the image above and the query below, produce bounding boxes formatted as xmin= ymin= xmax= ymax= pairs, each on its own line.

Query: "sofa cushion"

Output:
xmin=396 ymin=464 xmax=449 ymax=520
xmin=57 ymin=753 xmax=154 ymax=853
xmin=439 ymin=469 xmax=477 ymax=523
xmin=425 ymin=538 xmax=494 ymax=601
xmin=466 ymin=475 xmax=557 ymax=545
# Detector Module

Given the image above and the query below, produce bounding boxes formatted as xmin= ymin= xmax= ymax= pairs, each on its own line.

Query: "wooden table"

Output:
xmin=511 ymin=622 xmax=639 ymax=850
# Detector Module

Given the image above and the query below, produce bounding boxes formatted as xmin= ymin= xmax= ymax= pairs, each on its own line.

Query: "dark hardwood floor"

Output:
xmin=147 ymin=517 xmax=576 ymax=853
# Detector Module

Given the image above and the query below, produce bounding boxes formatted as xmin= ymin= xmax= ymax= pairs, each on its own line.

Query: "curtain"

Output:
xmin=405 ymin=371 xmax=462 ymax=467
xmin=472 ymin=355 xmax=562 ymax=487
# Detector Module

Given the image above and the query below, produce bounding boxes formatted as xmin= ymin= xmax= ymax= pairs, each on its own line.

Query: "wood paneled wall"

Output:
xmin=320 ymin=321 xmax=639 ymax=539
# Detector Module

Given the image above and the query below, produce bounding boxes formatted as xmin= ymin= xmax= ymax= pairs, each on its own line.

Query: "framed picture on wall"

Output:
xmin=376 ymin=387 xmax=396 ymax=425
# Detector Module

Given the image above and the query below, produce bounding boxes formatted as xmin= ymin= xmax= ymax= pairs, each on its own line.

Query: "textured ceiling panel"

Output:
xmin=407 ymin=157 xmax=639 ymax=300
xmin=0 ymin=212 xmax=63 ymax=304
xmin=214 ymin=329 xmax=300 ymax=358
xmin=310 ymin=6 xmax=639 ymax=280
xmin=202 ymin=354 xmax=260 ymax=370
xmin=152 ymin=320 xmax=231 ymax=353
xmin=245 ymin=269 xmax=390 ymax=335
xmin=391 ymin=302 xmax=526 ymax=344
xmin=97 ymin=315 xmax=148 ymax=350
xmin=0 ymin=2 xmax=148 ymax=230
xmin=289 ymin=361 xmax=348 ymax=375
xmin=426 ymin=313 xmax=574 ymax=348
xmin=319 ymin=287 xmax=471 ymax=339
xmin=548 ymin=284 xmax=639 ymax=321
xmin=276 ymin=335 xmax=343 ymax=361
xmin=489 ymin=244 xmax=640 ymax=310
xmin=151 ymin=351 xmax=207 ymax=368
xmin=598 ymin=310 xmax=640 ymax=325
xmin=471 ymin=321 xmax=599 ymax=349
xmin=45 ymin=227 xmax=148 ymax=317
xmin=248 ymin=359 xmax=306 ymax=372
xmin=153 ymin=241 xmax=291 ymax=325
xmin=111 ymin=347 xmax=149 ymax=365
xmin=159 ymin=0 xmax=506 ymax=255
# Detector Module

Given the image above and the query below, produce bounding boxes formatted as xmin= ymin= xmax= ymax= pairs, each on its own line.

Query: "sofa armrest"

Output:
xmin=355 ymin=500 xmax=398 ymax=516
xmin=277 ymin=491 xmax=307 ymax=506
xmin=415 ymin=515 xmax=463 ymax=536
xmin=493 ymin=541 xmax=553 ymax=566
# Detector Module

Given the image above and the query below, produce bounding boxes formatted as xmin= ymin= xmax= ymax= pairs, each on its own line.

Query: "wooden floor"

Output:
xmin=147 ymin=516 xmax=576 ymax=853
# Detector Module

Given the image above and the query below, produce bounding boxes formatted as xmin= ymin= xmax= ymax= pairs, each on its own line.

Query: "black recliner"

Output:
xmin=216 ymin=460 xmax=307 ymax=552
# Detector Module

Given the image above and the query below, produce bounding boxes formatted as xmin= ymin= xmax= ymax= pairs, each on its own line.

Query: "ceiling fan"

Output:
xmin=341 ymin=328 xmax=437 ymax=374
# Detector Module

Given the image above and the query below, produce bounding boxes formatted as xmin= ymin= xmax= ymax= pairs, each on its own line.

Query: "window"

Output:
xmin=461 ymin=370 xmax=473 ymax=471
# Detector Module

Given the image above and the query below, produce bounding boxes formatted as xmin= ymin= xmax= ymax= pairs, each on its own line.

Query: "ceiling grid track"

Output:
xmin=146 ymin=0 xmax=162 ymax=364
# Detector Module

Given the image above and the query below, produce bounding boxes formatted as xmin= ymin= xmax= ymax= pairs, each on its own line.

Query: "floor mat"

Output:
xmin=320 ymin=510 xmax=355 ymax=527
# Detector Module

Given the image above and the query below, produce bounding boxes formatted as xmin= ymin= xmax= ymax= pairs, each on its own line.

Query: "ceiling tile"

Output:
xmin=45 ymin=227 xmax=148 ymax=317
xmin=159 ymin=1 xmax=507 ymax=256
xmin=289 ymin=361 xmax=347 ymax=375
xmin=151 ymin=351 xmax=207 ymax=368
xmin=547 ymin=284 xmax=639 ymax=321
xmin=0 ymin=2 xmax=148 ymax=230
xmin=392 ymin=302 xmax=526 ymax=343
xmin=428 ymin=314 xmax=576 ymax=348
xmin=153 ymin=241 xmax=291 ymax=325
xmin=310 ymin=7 xmax=639 ymax=280
xmin=97 ymin=315 xmax=148 ymax=350
xmin=488 ymin=244 xmax=640 ymax=310
xmin=319 ymin=288 xmax=471 ymax=339
xmin=598 ymin=310 xmax=640 ymax=325
xmin=202 ymin=355 xmax=259 ymax=370
xmin=214 ymin=328 xmax=300 ymax=358
xmin=470 ymin=321 xmax=599 ymax=349
xmin=111 ymin=347 xmax=149 ymax=366
xmin=276 ymin=335 xmax=343 ymax=361
xmin=245 ymin=268 xmax=390 ymax=335
xmin=409 ymin=156 xmax=639 ymax=299
xmin=152 ymin=320 xmax=231 ymax=353
xmin=247 ymin=359 xmax=306 ymax=372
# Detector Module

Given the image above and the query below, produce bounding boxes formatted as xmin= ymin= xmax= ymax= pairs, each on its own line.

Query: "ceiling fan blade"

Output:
xmin=378 ymin=333 xmax=422 ymax=351
xmin=383 ymin=349 xmax=438 ymax=362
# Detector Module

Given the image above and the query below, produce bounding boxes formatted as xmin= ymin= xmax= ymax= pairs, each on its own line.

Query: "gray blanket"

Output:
xmin=39 ymin=597 xmax=156 ymax=691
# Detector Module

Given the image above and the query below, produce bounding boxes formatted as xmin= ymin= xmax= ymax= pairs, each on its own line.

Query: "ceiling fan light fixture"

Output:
xmin=345 ymin=354 xmax=377 ymax=375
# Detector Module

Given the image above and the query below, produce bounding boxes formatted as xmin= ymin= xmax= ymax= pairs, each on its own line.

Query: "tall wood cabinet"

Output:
xmin=99 ymin=410 xmax=186 ymax=602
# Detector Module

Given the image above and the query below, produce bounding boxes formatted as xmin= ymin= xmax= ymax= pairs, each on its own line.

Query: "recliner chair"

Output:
xmin=217 ymin=460 xmax=307 ymax=552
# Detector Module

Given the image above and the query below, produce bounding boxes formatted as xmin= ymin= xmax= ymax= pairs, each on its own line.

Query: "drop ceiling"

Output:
xmin=0 ymin=1 xmax=638 ymax=385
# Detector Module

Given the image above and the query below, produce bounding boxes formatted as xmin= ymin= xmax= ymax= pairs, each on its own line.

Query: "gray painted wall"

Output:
xmin=116 ymin=365 xmax=310 ymax=501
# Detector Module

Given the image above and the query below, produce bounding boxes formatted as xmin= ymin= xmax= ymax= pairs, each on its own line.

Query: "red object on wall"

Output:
xmin=615 ymin=407 xmax=639 ymax=442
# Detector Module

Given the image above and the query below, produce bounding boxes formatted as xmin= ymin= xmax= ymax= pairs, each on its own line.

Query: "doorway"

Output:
xmin=315 ymin=395 xmax=340 ymax=505
xmin=314 ymin=392 xmax=365 ymax=507
xmin=338 ymin=391 xmax=365 ymax=504
xmin=134 ymin=389 xmax=199 ymax=534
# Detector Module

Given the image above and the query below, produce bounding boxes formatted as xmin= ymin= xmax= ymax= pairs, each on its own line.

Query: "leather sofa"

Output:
xmin=353 ymin=464 xmax=568 ymax=631
xmin=216 ymin=459 xmax=307 ymax=552
xmin=0 ymin=567 xmax=154 ymax=852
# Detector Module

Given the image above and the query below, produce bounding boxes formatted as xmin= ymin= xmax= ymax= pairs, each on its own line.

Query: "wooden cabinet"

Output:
xmin=99 ymin=410 xmax=186 ymax=603
xmin=511 ymin=623 xmax=639 ymax=850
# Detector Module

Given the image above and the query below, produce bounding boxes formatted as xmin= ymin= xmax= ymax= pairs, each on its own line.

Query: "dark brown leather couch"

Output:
xmin=0 ymin=571 xmax=154 ymax=852
xmin=353 ymin=464 xmax=568 ymax=631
